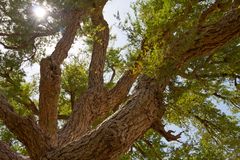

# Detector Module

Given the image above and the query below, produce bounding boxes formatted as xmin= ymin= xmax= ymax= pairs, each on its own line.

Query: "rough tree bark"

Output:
xmin=0 ymin=1 xmax=240 ymax=160
xmin=42 ymin=76 xmax=164 ymax=160
xmin=0 ymin=141 xmax=29 ymax=160
xmin=0 ymin=94 xmax=50 ymax=159
xmin=39 ymin=12 xmax=82 ymax=146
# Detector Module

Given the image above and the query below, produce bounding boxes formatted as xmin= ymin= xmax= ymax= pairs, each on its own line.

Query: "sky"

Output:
xmin=104 ymin=0 xmax=135 ymax=47
xmin=2 ymin=0 xmax=238 ymax=142
xmin=24 ymin=0 xmax=135 ymax=81
xmin=22 ymin=0 xmax=238 ymax=129
xmin=22 ymin=0 xmax=189 ymax=145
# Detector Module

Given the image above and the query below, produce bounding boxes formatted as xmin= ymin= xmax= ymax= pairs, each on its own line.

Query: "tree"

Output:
xmin=0 ymin=0 xmax=240 ymax=159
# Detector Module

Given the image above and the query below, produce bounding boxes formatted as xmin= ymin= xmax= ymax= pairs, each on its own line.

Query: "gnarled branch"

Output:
xmin=58 ymin=1 xmax=110 ymax=146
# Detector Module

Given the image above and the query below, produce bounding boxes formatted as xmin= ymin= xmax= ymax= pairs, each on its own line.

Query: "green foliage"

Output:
xmin=121 ymin=0 xmax=240 ymax=159
xmin=45 ymin=0 xmax=97 ymax=10
xmin=62 ymin=61 xmax=88 ymax=98
xmin=105 ymin=47 xmax=126 ymax=84
xmin=59 ymin=59 xmax=88 ymax=116
xmin=0 ymin=50 xmax=37 ymax=115
xmin=167 ymin=131 xmax=240 ymax=160
xmin=0 ymin=0 xmax=240 ymax=159
xmin=121 ymin=130 xmax=167 ymax=160
xmin=0 ymin=122 xmax=28 ymax=155
xmin=123 ymin=0 xmax=236 ymax=79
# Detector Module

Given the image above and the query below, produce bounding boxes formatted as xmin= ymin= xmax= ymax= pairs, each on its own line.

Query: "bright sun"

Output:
xmin=33 ymin=6 xmax=47 ymax=19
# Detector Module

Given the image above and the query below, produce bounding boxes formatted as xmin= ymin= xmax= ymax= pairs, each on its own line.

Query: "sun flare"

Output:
xmin=32 ymin=6 xmax=47 ymax=19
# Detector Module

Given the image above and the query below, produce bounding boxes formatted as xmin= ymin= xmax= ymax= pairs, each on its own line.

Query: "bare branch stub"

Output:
xmin=152 ymin=119 xmax=183 ymax=142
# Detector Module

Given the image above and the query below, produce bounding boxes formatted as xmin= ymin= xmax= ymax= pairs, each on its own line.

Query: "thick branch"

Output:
xmin=0 ymin=94 xmax=50 ymax=159
xmin=57 ymin=0 xmax=240 ymax=152
xmin=58 ymin=88 xmax=109 ymax=146
xmin=108 ymin=70 xmax=138 ymax=110
xmin=0 ymin=141 xmax=30 ymax=160
xmin=88 ymin=6 xmax=109 ymax=89
xmin=179 ymin=8 xmax=240 ymax=66
xmin=58 ymin=1 xmax=110 ymax=146
xmin=107 ymin=39 xmax=148 ymax=110
xmin=44 ymin=78 xmax=162 ymax=160
xmin=59 ymin=12 xmax=155 ymax=146
xmin=39 ymin=13 xmax=81 ymax=146
xmin=58 ymin=71 xmax=138 ymax=146
xmin=51 ymin=12 xmax=82 ymax=65
xmin=58 ymin=40 xmax=149 ymax=146
xmin=108 ymin=5 xmax=240 ymax=107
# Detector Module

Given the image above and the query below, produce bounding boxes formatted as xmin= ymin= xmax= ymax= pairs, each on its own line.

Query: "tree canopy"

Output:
xmin=0 ymin=0 xmax=240 ymax=159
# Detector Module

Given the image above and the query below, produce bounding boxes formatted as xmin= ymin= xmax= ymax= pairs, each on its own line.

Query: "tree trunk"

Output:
xmin=42 ymin=77 xmax=164 ymax=160
xmin=1 ymin=1 xmax=240 ymax=160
